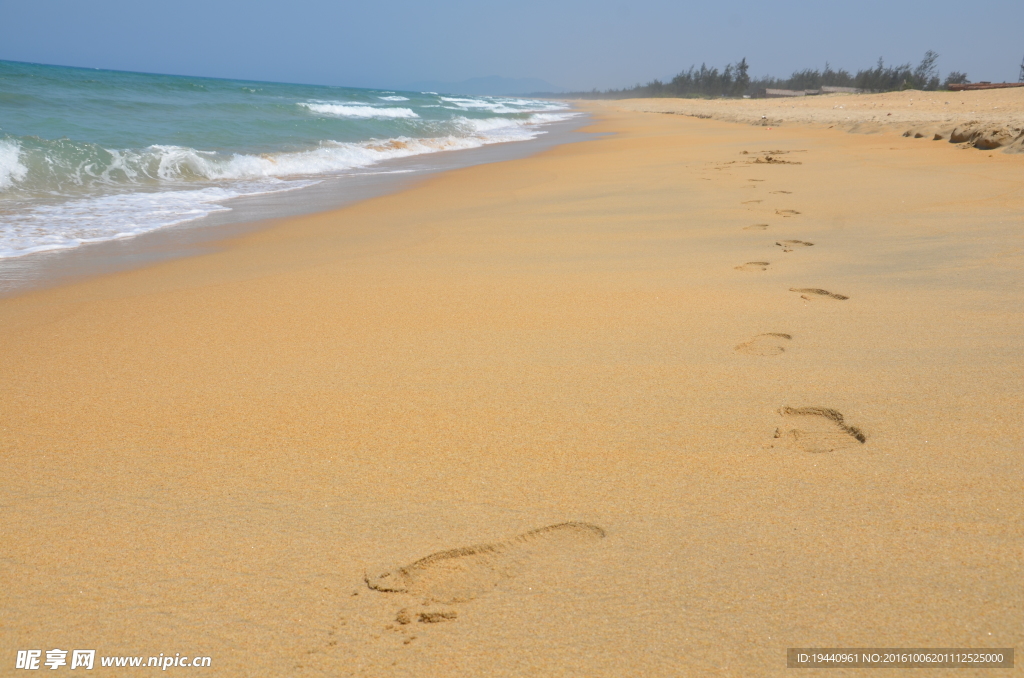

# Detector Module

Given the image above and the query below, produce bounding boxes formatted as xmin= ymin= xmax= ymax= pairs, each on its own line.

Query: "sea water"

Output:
xmin=0 ymin=60 xmax=575 ymax=259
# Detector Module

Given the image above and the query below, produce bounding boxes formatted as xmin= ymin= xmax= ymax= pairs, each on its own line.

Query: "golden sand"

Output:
xmin=606 ymin=87 xmax=1024 ymax=132
xmin=2 ymin=100 xmax=1022 ymax=676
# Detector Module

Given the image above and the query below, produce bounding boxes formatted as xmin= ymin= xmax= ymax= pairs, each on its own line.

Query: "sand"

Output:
xmin=2 ymin=98 xmax=1022 ymax=676
xmin=606 ymin=88 xmax=1024 ymax=152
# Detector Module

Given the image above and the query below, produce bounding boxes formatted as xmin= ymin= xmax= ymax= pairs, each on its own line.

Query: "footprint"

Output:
xmin=790 ymin=287 xmax=849 ymax=300
xmin=774 ymin=406 xmax=867 ymax=453
xmin=752 ymin=154 xmax=802 ymax=165
xmin=776 ymin=209 xmax=801 ymax=216
xmin=365 ymin=522 xmax=605 ymax=604
xmin=776 ymin=239 xmax=814 ymax=252
xmin=743 ymin=223 xmax=769 ymax=231
xmin=734 ymin=261 xmax=771 ymax=271
xmin=742 ymin=199 xmax=764 ymax=204
xmin=748 ymin=179 xmax=765 ymax=182
xmin=735 ymin=333 xmax=792 ymax=355
xmin=396 ymin=608 xmax=458 ymax=625
xmin=771 ymin=190 xmax=792 ymax=194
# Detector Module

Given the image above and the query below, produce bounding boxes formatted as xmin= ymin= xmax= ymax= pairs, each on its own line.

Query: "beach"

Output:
xmin=2 ymin=96 xmax=1022 ymax=676
xmin=604 ymin=88 xmax=1024 ymax=149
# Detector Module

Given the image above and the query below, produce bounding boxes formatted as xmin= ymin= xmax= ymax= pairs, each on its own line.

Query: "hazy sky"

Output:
xmin=1 ymin=0 xmax=1022 ymax=90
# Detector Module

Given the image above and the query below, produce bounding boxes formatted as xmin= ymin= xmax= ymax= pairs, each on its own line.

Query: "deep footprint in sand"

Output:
xmin=744 ymin=223 xmax=769 ymax=231
xmin=365 ymin=522 xmax=606 ymax=604
xmin=774 ymin=406 xmax=866 ymax=453
xmin=790 ymin=287 xmax=848 ymax=300
xmin=776 ymin=209 xmax=801 ymax=217
xmin=735 ymin=333 xmax=792 ymax=355
xmin=735 ymin=261 xmax=771 ymax=272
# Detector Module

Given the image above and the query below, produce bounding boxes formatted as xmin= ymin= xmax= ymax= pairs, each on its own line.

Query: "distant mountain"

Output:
xmin=400 ymin=76 xmax=565 ymax=96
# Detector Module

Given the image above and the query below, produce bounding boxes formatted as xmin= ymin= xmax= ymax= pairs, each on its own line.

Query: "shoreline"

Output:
xmin=2 ymin=101 xmax=1021 ymax=676
xmin=0 ymin=112 xmax=592 ymax=300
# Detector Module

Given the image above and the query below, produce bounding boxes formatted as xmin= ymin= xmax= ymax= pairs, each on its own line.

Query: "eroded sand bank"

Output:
xmin=2 ymin=101 xmax=1022 ymax=676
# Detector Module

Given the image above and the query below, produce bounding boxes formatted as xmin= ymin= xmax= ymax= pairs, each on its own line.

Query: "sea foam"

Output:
xmin=0 ymin=60 xmax=577 ymax=260
xmin=0 ymin=180 xmax=318 ymax=258
xmin=0 ymin=116 xmax=574 ymax=258
xmin=298 ymin=102 xmax=418 ymax=119
xmin=0 ymin=140 xmax=28 ymax=191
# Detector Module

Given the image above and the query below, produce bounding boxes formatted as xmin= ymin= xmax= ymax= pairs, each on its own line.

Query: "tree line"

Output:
xmin=564 ymin=52 xmax=970 ymax=99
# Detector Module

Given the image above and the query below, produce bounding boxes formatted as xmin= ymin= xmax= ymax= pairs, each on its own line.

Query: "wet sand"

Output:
xmin=0 ymin=115 xmax=592 ymax=300
xmin=2 ymin=101 xmax=1022 ymax=676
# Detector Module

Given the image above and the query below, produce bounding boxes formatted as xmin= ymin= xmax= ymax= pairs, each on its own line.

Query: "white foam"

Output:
xmin=298 ymin=102 xmax=418 ymax=119
xmin=439 ymin=97 xmax=568 ymax=115
xmin=378 ymin=95 xmax=410 ymax=101
xmin=1 ymin=100 xmax=579 ymax=258
xmin=0 ymin=139 xmax=28 ymax=191
xmin=0 ymin=180 xmax=317 ymax=258
xmin=440 ymin=98 xmax=520 ymax=114
xmin=100 ymin=112 xmax=572 ymax=184
xmin=453 ymin=112 xmax=576 ymax=136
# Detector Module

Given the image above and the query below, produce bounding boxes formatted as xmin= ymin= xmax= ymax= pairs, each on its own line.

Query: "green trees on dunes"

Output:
xmin=568 ymin=52 xmax=971 ymax=99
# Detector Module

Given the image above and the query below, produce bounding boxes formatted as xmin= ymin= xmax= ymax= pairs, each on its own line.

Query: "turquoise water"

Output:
xmin=0 ymin=60 xmax=573 ymax=258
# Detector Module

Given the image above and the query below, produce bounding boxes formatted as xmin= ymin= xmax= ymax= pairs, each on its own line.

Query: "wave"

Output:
xmin=0 ymin=180 xmax=318 ymax=258
xmin=0 ymin=73 xmax=578 ymax=261
xmin=439 ymin=96 xmax=566 ymax=115
xmin=0 ymin=110 xmax=577 ymax=259
xmin=1 ymin=112 xmax=575 ymax=197
xmin=0 ymin=140 xmax=28 ymax=190
xmin=298 ymin=102 xmax=418 ymax=119
xmin=452 ymin=113 xmax=568 ymax=134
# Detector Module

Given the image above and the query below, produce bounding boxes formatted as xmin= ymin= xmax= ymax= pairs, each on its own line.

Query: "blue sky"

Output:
xmin=1 ymin=0 xmax=1021 ymax=90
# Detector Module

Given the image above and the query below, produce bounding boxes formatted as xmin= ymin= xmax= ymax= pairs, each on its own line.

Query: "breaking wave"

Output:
xmin=0 ymin=59 xmax=577 ymax=260
xmin=298 ymin=102 xmax=418 ymax=119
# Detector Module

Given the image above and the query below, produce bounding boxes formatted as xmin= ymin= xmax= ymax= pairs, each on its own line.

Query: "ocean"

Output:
xmin=0 ymin=60 xmax=576 ymax=260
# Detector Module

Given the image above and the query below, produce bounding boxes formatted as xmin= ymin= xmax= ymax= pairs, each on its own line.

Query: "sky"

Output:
xmin=1 ymin=0 xmax=1022 ymax=91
